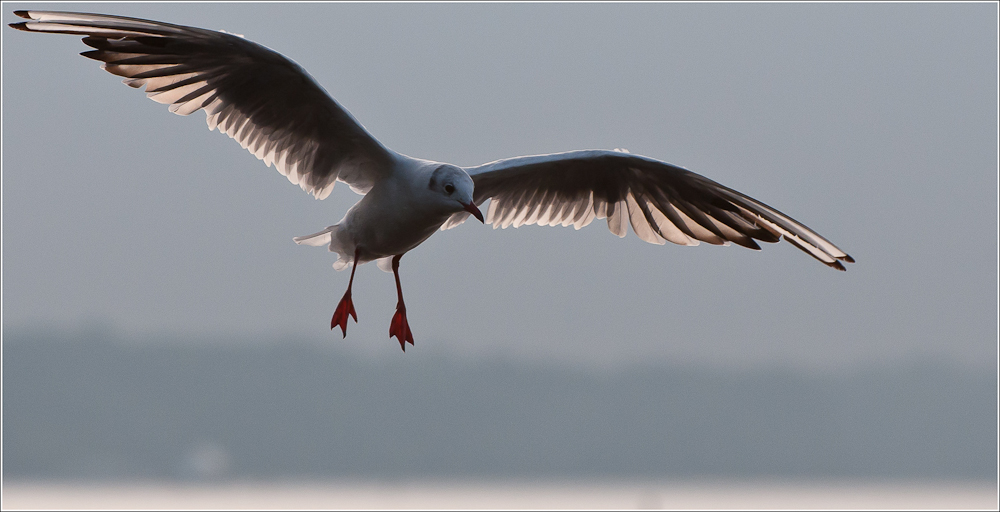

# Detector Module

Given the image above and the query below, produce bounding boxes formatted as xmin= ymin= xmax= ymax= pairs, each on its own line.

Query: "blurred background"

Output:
xmin=3 ymin=2 xmax=996 ymax=508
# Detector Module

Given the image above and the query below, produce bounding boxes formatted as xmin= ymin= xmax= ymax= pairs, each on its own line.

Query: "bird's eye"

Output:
xmin=444 ymin=184 xmax=455 ymax=195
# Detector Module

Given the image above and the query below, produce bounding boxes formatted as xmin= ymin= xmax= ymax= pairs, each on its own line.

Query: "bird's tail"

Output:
xmin=293 ymin=225 xmax=354 ymax=271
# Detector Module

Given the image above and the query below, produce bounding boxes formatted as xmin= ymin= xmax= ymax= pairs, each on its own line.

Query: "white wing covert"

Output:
xmin=11 ymin=10 xmax=394 ymax=198
xmin=457 ymin=150 xmax=854 ymax=270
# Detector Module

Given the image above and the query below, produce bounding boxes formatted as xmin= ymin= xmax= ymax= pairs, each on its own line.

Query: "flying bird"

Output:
xmin=10 ymin=10 xmax=853 ymax=350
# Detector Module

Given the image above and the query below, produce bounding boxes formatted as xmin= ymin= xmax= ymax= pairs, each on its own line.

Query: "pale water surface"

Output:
xmin=3 ymin=480 xmax=996 ymax=509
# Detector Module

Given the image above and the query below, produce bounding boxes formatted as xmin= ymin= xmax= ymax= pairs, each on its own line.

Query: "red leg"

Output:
xmin=331 ymin=248 xmax=360 ymax=337
xmin=388 ymin=254 xmax=414 ymax=350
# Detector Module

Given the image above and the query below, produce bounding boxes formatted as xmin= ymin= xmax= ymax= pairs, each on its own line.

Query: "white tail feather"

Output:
xmin=293 ymin=224 xmax=356 ymax=272
xmin=292 ymin=227 xmax=333 ymax=247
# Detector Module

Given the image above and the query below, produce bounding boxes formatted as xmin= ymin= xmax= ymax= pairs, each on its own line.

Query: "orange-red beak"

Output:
xmin=463 ymin=202 xmax=485 ymax=223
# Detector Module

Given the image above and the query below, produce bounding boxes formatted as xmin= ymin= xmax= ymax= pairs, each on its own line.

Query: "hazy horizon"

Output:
xmin=4 ymin=329 xmax=995 ymax=483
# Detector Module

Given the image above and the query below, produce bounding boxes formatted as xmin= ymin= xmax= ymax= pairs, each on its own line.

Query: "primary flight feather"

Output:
xmin=10 ymin=10 xmax=853 ymax=350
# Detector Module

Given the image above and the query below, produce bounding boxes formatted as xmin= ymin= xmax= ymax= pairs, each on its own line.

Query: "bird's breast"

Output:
xmin=344 ymin=188 xmax=450 ymax=261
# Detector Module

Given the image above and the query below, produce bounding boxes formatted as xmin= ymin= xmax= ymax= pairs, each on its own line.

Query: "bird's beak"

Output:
xmin=463 ymin=201 xmax=485 ymax=224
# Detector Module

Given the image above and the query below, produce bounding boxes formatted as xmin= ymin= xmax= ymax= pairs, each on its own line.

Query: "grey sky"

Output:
xmin=2 ymin=2 xmax=996 ymax=371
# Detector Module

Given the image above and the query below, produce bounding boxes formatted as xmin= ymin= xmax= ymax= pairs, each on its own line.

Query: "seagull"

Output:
xmin=10 ymin=10 xmax=854 ymax=350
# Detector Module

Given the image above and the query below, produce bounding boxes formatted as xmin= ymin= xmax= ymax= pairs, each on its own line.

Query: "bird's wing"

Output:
xmin=10 ymin=10 xmax=395 ymax=198
xmin=449 ymin=150 xmax=853 ymax=270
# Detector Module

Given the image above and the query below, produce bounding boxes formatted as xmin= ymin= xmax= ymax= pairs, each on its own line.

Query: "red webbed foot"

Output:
xmin=387 ymin=254 xmax=414 ymax=350
xmin=332 ymin=250 xmax=361 ymax=338
xmin=331 ymin=290 xmax=357 ymax=337
xmin=389 ymin=306 xmax=414 ymax=350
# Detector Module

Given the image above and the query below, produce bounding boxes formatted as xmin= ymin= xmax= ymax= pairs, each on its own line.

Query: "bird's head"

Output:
xmin=428 ymin=165 xmax=484 ymax=223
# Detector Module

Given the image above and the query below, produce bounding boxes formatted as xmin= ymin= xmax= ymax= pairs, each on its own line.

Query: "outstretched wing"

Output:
xmin=450 ymin=150 xmax=853 ymax=270
xmin=10 ymin=10 xmax=395 ymax=198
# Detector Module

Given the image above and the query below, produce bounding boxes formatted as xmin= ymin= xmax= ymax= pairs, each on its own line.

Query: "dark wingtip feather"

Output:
xmin=828 ymin=260 xmax=847 ymax=271
xmin=82 ymin=36 xmax=105 ymax=49
xmin=13 ymin=10 xmax=31 ymax=19
xmin=842 ymin=254 xmax=855 ymax=263
xmin=9 ymin=21 xmax=29 ymax=31
xmin=80 ymin=49 xmax=99 ymax=60
xmin=731 ymin=237 xmax=762 ymax=251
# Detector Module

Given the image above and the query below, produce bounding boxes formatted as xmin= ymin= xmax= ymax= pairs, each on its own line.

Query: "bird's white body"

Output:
xmin=295 ymin=156 xmax=476 ymax=272
xmin=10 ymin=10 xmax=852 ymax=349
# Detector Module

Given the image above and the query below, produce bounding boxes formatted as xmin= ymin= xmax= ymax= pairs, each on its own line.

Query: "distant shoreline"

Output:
xmin=4 ymin=479 xmax=996 ymax=510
